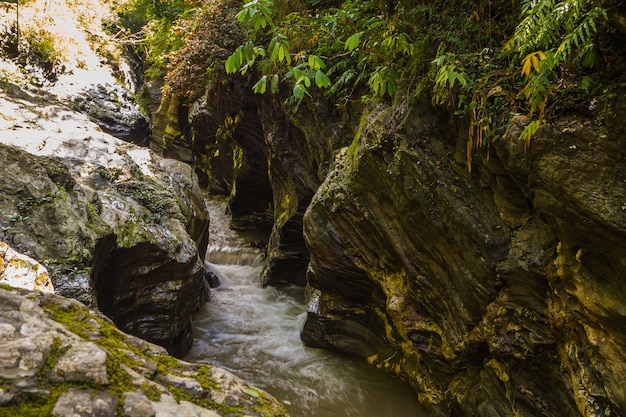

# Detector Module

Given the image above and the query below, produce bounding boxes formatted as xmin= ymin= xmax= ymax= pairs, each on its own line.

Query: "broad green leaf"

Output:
xmin=241 ymin=387 xmax=260 ymax=398
xmin=243 ymin=41 xmax=255 ymax=60
xmin=386 ymin=78 xmax=397 ymax=97
xmin=344 ymin=32 xmax=364 ymax=51
xmin=293 ymin=83 xmax=306 ymax=99
xmin=308 ymin=55 xmax=325 ymax=70
xmin=314 ymin=70 xmax=331 ymax=88
xmin=269 ymin=37 xmax=279 ymax=60
xmin=225 ymin=48 xmax=242 ymax=74
xmin=278 ymin=45 xmax=285 ymax=62
xmin=271 ymin=74 xmax=280 ymax=93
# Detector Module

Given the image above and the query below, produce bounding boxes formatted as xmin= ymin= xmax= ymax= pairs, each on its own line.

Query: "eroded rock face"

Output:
xmin=301 ymin=100 xmax=626 ymax=416
xmin=178 ymin=80 xmax=354 ymax=286
xmin=0 ymin=286 xmax=288 ymax=417
xmin=0 ymin=86 xmax=209 ymax=356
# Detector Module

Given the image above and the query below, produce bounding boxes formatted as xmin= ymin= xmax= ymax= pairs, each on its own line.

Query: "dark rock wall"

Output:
xmin=152 ymin=70 xmax=625 ymax=414
xmin=154 ymin=76 xmax=355 ymax=286
xmin=302 ymin=99 xmax=626 ymax=416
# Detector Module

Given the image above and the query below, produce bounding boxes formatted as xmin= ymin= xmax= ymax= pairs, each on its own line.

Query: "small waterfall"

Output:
xmin=186 ymin=198 xmax=428 ymax=417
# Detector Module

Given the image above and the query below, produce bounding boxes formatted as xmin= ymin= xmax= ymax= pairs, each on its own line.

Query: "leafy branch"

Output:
xmin=508 ymin=0 xmax=608 ymax=145
xmin=224 ymin=0 xmax=332 ymax=106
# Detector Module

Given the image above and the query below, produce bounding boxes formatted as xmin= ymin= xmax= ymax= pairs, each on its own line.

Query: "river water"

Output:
xmin=185 ymin=199 xmax=428 ymax=417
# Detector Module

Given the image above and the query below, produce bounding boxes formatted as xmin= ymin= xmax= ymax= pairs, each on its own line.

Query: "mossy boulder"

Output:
xmin=0 ymin=285 xmax=288 ymax=417
xmin=0 ymin=86 xmax=209 ymax=356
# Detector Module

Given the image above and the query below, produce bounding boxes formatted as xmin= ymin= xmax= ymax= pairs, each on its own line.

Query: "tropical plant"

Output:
xmin=108 ymin=0 xmax=196 ymax=79
xmin=224 ymin=0 xmax=334 ymax=107
xmin=507 ymin=0 xmax=609 ymax=143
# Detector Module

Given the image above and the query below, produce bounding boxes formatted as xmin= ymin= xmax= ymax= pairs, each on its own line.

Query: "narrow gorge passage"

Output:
xmin=184 ymin=199 xmax=429 ymax=417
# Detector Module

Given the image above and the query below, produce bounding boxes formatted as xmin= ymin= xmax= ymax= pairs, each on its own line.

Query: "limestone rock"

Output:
xmin=0 ymin=85 xmax=209 ymax=355
xmin=52 ymin=388 xmax=118 ymax=417
xmin=0 ymin=286 xmax=289 ymax=417
xmin=123 ymin=391 xmax=157 ymax=417
xmin=53 ymin=341 xmax=108 ymax=384
xmin=0 ymin=241 xmax=54 ymax=293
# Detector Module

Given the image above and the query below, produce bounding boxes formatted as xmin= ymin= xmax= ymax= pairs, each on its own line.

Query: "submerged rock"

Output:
xmin=0 ymin=285 xmax=289 ymax=417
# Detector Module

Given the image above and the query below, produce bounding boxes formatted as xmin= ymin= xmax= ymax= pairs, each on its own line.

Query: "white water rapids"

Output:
xmin=185 ymin=199 xmax=429 ymax=417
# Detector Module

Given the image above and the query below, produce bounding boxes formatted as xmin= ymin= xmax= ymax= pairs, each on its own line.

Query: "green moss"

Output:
xmin=43 ymin=336 xmax=70 ymax=373
xmin=232 ymin=144 xmax=243 ymax=173
xmin=3 ymin=333 xmax=73 ymax=416
xmin=36 ymin=292 xmax=281 ymax=416
xmin=250 ymin=390 xmax=289 ymax=417
xmin=0 ymin=390 xmax=64 ymax=417
xmin=40 ymin=299 xmax=97 ymax=339
xmin=139 ymin=382 xmax=162 ymax=401
xmin=275 ymin=193 xmax=292 ymax=227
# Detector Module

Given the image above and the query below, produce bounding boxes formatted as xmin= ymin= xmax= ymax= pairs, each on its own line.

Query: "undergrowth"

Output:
xmin=113 ymin=0 xmax=625 ymax=162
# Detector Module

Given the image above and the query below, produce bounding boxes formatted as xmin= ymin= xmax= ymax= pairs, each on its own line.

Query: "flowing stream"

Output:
xmin=185 ymin=199 xmax=429 ymax=417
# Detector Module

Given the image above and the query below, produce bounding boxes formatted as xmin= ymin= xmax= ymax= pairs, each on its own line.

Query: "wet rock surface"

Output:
xmin=74 ymin=83 xmax=150 ymax=146
xmin=0 ymin=285 xmax=289 ymax=417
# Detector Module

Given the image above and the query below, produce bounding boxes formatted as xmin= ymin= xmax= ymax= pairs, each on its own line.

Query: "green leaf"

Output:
xmin=293 ymin=83 xmax=306 ymax=99
xmin=344 ymin=32 xmax=364 ymax=51
xmin=308 ymin=55 xmax=325 ymax=70
xmin=291 ymin=67 xmax=303 ymax=79
xmin=271 ymin=74 xmax=280 ymax=93
xmin=314 ymin=70 xmax=331 ymax=88
xmin=278 ymin=45 xmax=285 ymax=62
xmin=241 ymin=387 xmax=260 ymax=398
xmin=253 ymin=76 xmax=268 ymax=94
xmin=225 ymin=47 xmax=243 ymax=74
xmin=269 ymin=37 xmax=279 ymax=60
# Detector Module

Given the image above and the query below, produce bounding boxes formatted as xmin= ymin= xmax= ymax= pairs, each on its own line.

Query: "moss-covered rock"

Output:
xmin=0 ymin=285 xmax=289 ymax=417
xmin=0 ymin=86 xmax=210 ymax=356
xmin=301 ymin=97 xmax=626 ymax=416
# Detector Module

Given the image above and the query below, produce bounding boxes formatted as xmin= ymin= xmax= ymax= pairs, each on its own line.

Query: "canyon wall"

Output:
xmin=159 ymin=82 xmax=626 ymax=415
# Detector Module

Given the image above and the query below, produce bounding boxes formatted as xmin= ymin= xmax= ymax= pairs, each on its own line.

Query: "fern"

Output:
xmin=507 ymin=0 xmax=608 ymax=146
xmin=510 ymin=0 xmax=607 ymax=67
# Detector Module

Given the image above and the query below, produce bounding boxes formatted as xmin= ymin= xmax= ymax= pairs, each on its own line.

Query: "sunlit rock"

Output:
xmin=0 ymin=241 xmax=54 ymax=293
xmin=0 ymin=86 xmax=209 ymax=355
xmin=0 ymin=286 xmax=288 ymax=417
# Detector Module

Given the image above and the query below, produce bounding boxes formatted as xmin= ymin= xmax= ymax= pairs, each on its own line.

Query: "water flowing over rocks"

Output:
xmin=0 ymin=285 xmax=288 ymax=417
xmin=167 ymin=73 xmax=626 ymax=415
xmin=0 ymin=84 xmax=209 ymax=356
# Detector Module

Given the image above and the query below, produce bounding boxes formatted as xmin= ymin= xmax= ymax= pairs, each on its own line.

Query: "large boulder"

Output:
xmin=0 ymin=285 xmax=288 ymax=417
xmin=0 ymin=85 xmax=209 ymax=356
xmin=301 ymin=100 xmax=626 ymax=416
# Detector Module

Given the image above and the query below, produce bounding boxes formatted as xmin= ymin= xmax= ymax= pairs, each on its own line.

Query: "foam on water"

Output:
xmin=186 ymin=198 xmax=428 ymax=417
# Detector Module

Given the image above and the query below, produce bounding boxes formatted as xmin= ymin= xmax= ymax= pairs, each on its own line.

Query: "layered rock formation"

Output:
xmin=161 ymin=73 xmax=626 ymax=415
xmin=0 ymin=285 xmax=288 ymax=417
xmin=300 ymin=100 xmax=626 ymax=416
